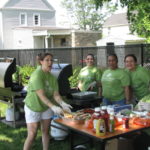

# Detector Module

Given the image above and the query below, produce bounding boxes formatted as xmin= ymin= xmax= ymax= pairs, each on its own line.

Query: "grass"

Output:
xmin=0 ymin=122 xmax=71 ymax=150
xmin=0 ymin=102 xmax=93 ymax=150
xmin=0 ymin=103 xmax=8 ymax=117
xmin=0 ymin=122 xmax=96 ymax=150
xmin=0 ymin=102 xmax=71 ymax=150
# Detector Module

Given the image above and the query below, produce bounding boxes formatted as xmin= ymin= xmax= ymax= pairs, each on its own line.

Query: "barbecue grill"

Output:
xmin=51 ymin=62 xmax=101 ymax=109
xmin=0 ymin=57 xmax=16 ymax=88
xmin=51 ymin=63 xmax=73 ymax=96
xmin=0 ymin=57 xmax=25 ymax=127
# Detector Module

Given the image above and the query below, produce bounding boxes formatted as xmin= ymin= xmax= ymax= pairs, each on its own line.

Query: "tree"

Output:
xmin=61 ymin=0 xmax=116 ymax=31
xmin=94 ymin=0 xmax=150 ymax=42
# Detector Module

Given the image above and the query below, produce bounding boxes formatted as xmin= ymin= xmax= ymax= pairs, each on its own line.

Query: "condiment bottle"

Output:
xmin=109 ymin=112 xmax=115 ymax=132
xmin=101 ymin=106 xmax=109 ymax=131
xmin=85 ymin=118 xmax=93 ymax=129
xmin=96 ymin=118 xmax=106 ymax=136
xmin=93 ymin=113 xmax=101 ymax=131
xmin=92 ymin=107 xmax=101 ymax=131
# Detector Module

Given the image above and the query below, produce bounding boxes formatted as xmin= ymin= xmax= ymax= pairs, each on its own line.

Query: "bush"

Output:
xmin=69 ymin=66 xmax=81 ymax=88
xmin=19 ymin=65 xmax=36 ymax=85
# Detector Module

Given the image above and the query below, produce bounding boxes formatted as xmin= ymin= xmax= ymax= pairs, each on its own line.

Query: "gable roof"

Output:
xmin=103 ymin=13 xmax=129 ymax=28
xmin=0 ymin=0 xmax=55 ymax=11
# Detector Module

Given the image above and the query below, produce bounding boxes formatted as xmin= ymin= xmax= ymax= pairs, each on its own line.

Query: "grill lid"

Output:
xmin=51 ymin=63 xmax=72 ymax=96
xmin=0 ymin=58 xmax=16 ymax=88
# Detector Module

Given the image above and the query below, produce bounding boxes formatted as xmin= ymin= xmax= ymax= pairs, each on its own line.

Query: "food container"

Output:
xmin=73 ymin=112 xmax=91 ymax=124
xmin=71 ymin=91 xmax=97 ymax=99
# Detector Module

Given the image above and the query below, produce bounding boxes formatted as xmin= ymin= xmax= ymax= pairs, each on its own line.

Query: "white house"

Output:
xmin=96 ymin=13 xmax=145 ymax=46
xmin=96 ymin=13 xmax=146 ymax=68
xmin=0 ymin=0 xmax=101 ymax=49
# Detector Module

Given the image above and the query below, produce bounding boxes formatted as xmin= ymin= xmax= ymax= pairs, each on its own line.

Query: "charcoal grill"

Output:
xmin=0 ymin=57 xmax=16 ymax=88
xmin=51 ymin=61 xmax=101 ymax=109
xmin=0 ymin=57 xmax=25 ymax=128
xmin=51 ymin=63 xmax=73 ymax=96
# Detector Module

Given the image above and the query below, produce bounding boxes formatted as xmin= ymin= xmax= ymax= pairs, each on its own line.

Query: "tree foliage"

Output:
xmin=61 ymin=0 xmax=116 ymax=31
xmin=94 ymin=0 xmax=150 ymax=41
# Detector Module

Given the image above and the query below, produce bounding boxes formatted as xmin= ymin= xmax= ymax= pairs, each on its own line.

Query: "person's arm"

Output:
xmin=53 ymin=91 xmax=63 ymax=104
xmin=77 ymin=80 xmax=82 ymax=91
xmin=36 ymin=89 xmax=63 ymax=114
xmin=53 ymin=91 xmax=72 ymax=113
xmin=36 ymin=89 xmax=54 ymax=107
xmin=97 ymin=82 xmax=102 ymax=97
xmin=124 ymin=86 xmax=131 ymax=104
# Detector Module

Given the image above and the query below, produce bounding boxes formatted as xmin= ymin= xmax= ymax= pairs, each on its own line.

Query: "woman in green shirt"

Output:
xmin=23 ymin=53 xmax=72 ymax=150
xmin=124 ymin=54 xmax=150 ymax=102
xmin=77 ymin=53 xmax=102 ymax=96
xmin=101 ymin=54 xmax=130 ymax=105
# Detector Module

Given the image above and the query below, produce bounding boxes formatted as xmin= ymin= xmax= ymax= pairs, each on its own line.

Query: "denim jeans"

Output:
xmin=102 ymin=98 xmax=126 ymax=106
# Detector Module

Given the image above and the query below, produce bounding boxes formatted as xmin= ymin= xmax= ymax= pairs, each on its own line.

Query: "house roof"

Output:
xmin=103 ymin=13 xmax=129 ymax=27
xmin=0 ymin=0 xmax=55 ymax=11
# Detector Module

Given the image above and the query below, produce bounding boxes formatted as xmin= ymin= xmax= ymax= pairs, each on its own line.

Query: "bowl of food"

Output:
xmin=73 ymin=112 xmax=91 ymax=124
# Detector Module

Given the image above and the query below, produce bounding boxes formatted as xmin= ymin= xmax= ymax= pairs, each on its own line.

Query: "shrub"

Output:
xmin=69 ymin=66 xmax=81 ymax=88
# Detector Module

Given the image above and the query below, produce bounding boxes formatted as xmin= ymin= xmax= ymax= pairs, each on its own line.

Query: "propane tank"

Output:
xmin=50 ymin=116 xmax=68 ymax=140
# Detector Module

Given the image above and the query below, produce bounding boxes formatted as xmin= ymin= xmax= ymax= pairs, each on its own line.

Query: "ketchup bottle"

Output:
xmin=101 ymin=106 xmax=109 ymax=132
xmin=92 ymin=107 xmax=101 ymax=131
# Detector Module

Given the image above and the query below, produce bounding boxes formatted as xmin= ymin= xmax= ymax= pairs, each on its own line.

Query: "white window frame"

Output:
xmin=19 ymin=13 xmax=27 ymax=26
xmin=33 ymin=13 xmax=40 ymax=26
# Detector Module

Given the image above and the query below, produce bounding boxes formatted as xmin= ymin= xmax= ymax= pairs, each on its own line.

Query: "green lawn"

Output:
xmin=0 ymin=122 xmax=71 ymax=150
xmin=0 ymin=102 xmax=95 ymax=150
xmin=0 ymin=102 xmax=70 ymax=150
xmin=0 ymin=122 xmax=96 ymax=150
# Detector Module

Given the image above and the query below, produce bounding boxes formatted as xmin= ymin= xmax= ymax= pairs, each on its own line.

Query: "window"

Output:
xmin=33 ymin=14 xmax=40 ymax=26
xmin=19 ymin=13 xmax=27 ymax=26
xmin=61 ymin=38 xmax=66 ymax=46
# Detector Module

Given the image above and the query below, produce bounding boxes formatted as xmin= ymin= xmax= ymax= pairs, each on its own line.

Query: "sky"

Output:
xmin=48 ymin=0 xmax=72 ymax=28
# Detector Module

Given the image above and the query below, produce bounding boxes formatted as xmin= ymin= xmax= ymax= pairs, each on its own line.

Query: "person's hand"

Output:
xmin=60 ymin=101 xmax=72 ymax=113
xmin=88 ymin=81 xmax=96 ymax=90
xmin=51 ymin=105 xmax=63 ymax=115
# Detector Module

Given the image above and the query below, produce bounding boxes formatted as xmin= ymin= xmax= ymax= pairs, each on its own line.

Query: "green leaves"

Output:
xmin=19 ymin=65 xmax=36 ymax=85
xmin=140 ymin=94 xmax=150 ymax=102
xmin=69 ymin=66 xmax=81 ymax=88
xmin=61 ymin=0 xmax=116 ymax=31
xmin=94 ymin=0 xmax=150 ymax=42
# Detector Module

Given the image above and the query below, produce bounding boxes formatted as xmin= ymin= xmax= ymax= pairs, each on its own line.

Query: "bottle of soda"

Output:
xmin=122 ymin=116 xmax=129 ymax=129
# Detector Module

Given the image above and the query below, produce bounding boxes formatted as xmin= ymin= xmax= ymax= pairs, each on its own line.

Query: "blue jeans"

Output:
xmin=102 ymin=98 xmax=126 ymax=106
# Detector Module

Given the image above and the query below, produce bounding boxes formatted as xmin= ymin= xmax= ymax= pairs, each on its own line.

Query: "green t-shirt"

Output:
xmin=101 ymin=68 xmax=130 ymax=101
xmin=78 ymin=66 xmax=102 ymax=92
xmin=126 ymin=65 xmax=150 ymax=100
xmin=24 ymin=67 xmax=58 ymax=112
